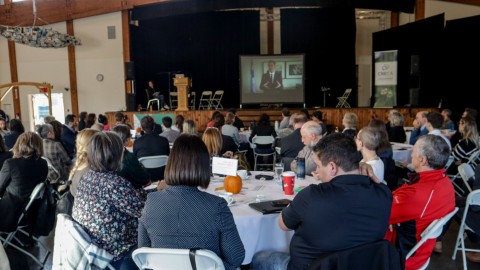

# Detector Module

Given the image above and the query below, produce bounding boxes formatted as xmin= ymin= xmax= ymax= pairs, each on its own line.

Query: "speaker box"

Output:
xmin=409 ymin=88 xmax=419 ymax=107
xmin=125 ymin=62 xmax=135 ymax=80
xmin=126 ymin=93 xmax=136 ymax=111
xmin=410 ymin=55 xmax=420 ymax=75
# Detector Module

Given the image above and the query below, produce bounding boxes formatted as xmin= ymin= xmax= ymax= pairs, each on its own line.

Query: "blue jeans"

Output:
xmin=251 ymin=251 xmax=290 ymax=270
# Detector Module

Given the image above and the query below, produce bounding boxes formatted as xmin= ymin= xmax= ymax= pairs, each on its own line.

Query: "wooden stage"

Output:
xmin=106 ymin=107 xmax=437 ymax=133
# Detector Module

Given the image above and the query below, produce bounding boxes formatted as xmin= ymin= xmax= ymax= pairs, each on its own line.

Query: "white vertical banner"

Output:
xmin=374 ymin=50 xmax=398 ymax=108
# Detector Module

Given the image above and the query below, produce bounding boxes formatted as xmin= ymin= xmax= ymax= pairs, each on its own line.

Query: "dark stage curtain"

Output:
xmin=372 ymin=14 xmax=445 ymax=108
xmin=281 ymin=8 xmax=357 ymax=107
xmin=130 ymin=11 xmax=260 ymax=109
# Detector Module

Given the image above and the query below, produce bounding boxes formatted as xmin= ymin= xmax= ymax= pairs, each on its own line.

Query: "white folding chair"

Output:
xmin=210 ymin=90 xmax=224 ymax=110
xmin=449 ymin=150 xmax=480 ymax=196
xmin=147 ymin=99 xmax=160 ymax=111
xmin=335 ymin=88 xmax=352 ymax=108
xmin=52 ymin=214 xmax=115 ymax=270
xmin=0 ymin=182 xmax=52 ymax=268
xmin=252 ymin=136 xmax=276 ymax=171
xmin=198 ymin=91 xmax=213 ymax=110
xmin=138 ymin=155 xmax=169 ymax=169
xmin=405 ymin=207 xmax=459 ymax=270
xmin=452 ymin=190 xmax=480 ymax=269
xmin=458 ymin=163 xmax=475 ymax=194
xmin=169 ymin=92 xmax=178 ymax=110
xmin=132 ymin=247 xmax=225 ymax=270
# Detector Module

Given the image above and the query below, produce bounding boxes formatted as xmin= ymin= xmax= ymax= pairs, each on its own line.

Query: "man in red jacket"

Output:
xmin=386 ymin=134 xmax=455 ymax=270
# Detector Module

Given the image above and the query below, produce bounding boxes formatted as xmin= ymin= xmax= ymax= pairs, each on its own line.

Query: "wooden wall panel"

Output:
xmin=106 ymin=107 xmax=437 ymax=134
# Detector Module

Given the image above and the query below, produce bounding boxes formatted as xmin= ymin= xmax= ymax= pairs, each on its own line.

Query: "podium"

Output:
xmin=173 ymin=77 xmax=190 ymax=111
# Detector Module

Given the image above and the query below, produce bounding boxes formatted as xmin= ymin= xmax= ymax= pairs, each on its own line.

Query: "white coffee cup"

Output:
xmin=237 ymin=170 xmax=248 ymax=180
xmin=219 ymin=192 xmax=234 ymax=206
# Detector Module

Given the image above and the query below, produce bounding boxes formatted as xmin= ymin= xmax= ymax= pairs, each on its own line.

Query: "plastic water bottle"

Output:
xmin=296 ymin=157 xmax=305 ymax=180
xmin=335 ymin=126 xmax=339 ymax=133
xmin=274 ymin=120 xmax=279 ymax=131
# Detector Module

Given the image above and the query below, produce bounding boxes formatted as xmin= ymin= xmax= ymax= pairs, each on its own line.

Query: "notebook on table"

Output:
xmin=249 ymin=199 xmax=292 ymax=214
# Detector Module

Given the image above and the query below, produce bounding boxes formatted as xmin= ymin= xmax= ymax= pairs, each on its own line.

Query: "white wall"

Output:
xmin=74 ymin=12 xmax=125 ymax=117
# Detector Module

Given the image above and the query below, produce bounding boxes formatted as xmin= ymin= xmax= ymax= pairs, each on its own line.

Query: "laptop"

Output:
xmin=249 ymin=199 xmax=292 ymax=214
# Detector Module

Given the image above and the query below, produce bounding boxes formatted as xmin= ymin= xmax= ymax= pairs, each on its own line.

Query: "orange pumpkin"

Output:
xmin=224 ymin=175 xmax=242 ymax=194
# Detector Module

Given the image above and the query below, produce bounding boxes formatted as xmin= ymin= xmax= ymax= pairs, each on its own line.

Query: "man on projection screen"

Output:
xmin=260 ymin=60 xmax=283 ymax=90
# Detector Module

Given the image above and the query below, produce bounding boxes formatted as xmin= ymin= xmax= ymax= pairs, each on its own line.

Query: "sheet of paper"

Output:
xmin=212 ymin=157 xmax=238 ymax=176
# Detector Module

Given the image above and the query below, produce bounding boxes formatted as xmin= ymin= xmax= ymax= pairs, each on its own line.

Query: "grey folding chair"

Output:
xmin=138 ymin=155 xmax=169 ymax=169
xmin=169 ymin=92 xmax=178 ymax=110
xmin=0 ymin=182 xmax=52 ymax=268
xmin=335 ymin=88 xmax=352 ymax=108
xmin=198 ymin=91 xmax=213 ymax=110
xmin=252 ymin=136 xmax=276 ymax=171
xmin=210 ymin=90 xmax=224 ymax=110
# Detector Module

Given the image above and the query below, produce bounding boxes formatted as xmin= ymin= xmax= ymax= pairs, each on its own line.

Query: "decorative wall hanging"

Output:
xmin=0 ymin=0 xmax=81 ymax=48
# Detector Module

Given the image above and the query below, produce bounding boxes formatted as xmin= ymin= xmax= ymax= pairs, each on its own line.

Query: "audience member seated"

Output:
xmin=452 ymin=116 xmax=479 ymax=168
xmin=182 ymin=119 xmax=198 ymax=136
xmin=138 ymin=134 xmax=245 ymax=269
xmin=290 ymin=121 xmax=323 ymax=176
xmin=409 ymin=111 xmax=429 ymax=145
xmin=276 ymin=113 xmax=294 ymax=139
xmin=279 ymin=107 xmax=291 ymax=130
xmin=62 ymin=114 xmax=78 ymax=159
xmin=228 ymin=108 xmax=245 ymax=131
xmin=133 ymin=115 xmax=170 ymax=181
xmin=367 ymin=119 xmax=398 ymax=190
xmin=441 ymin=108 xmax=455 ymax=131
xmin=69 ymin=128 xmax=99 ymax=198
xmin=279 ymin=113 xmax=308 ymax=171
xmin=341 ymin=112 xmax=358 ymax=139
xmin=0 ymin=137 xmax=12 ymax=170
xmin=78 ymin=111 xmax=87 ymax=131
xmin=98 ymin=114 xmax=110 ymax=131
xmin=311 ymin=110 xmax=327 ymax=135
xmin=252 ymin=133 xmax=392 ymax=270
xmin=206 ymin=110 xmax=222 ymax=128
xmin=356 ymin=126 xmax=385 ymax=185
xmin=222 ymin=112 xmax=242 ymax=148
xmin=426 ymin=111 xmax=452 ymax=150
xmin=382 ymin=135 xmax=455 ymax=270
xmin=72 ymin=132 xmax=144 ymax=270
xmin=0 ymin=132 xmax=48 ymax=232
xmin=172 ymin=115 xmax=184 ymax=132
xmin=38 ymin=124 xmax=72 ymax=182
xmin=0 ymin=117 xmax=10 ymax=137
xmin=4 ymin=119 xmax=25 ymax=150
xmin=212 ymin=114 xmax=238 ymax=155
xmin=160 ymin=116 xmax=180 ymax=144
xmin=114 ymin=111 xmax=131 ymax=129
xmin=85 ymin=113 xmax=96 ymax=129
xmin=202 ymin=128 xmax=234 ymax=159
xmin=387 ymin=111 xmax=407 ymax=143
xmin=112 ymin=124 xmax=151 ymax=190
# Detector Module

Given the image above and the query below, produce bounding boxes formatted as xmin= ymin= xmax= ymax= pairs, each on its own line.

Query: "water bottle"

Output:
xmin=274 ymin=120 xmax=279 ymax=131
xmin=296 ymin=157 xmax=305 ymax=180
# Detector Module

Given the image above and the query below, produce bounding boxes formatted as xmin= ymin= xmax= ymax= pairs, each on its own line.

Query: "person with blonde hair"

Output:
xmin=202 ymin=127 xmax=223 ymax=158
xmin=0 ymin=132 xmax=48 ymax=232
xmin=452 ymin=116 xmax=479 ymax=166
xmin=182 ymin=119 xmax=198 ymax=136
xmin=69 ymin=128 xmax=99 ymax=197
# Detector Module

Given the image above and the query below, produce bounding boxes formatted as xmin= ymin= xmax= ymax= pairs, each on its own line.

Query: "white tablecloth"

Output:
xmin=203 ymin=172 xmax=317 ymax=264
xmin=391 ymin=142 xmax=413 ymax=164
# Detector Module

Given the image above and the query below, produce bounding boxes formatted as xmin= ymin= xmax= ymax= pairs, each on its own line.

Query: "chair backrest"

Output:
xmin=444 ymin=155 xmax=455 ymax=170
xmin=21 ymin=182 xmax=46 ymax=223
xmin=138 ymin=155 xmax=169 ymax=169
xmin=459 ymin=163 xmax=475 ymax=184
xmin=308 ymin=240 xmax=403 ymax=270
xmin=200 ymin=91 xmax=213 ymax=99
xmin=132 ymin=247 xmax=225 ymax=270
xmin=42 ymin=156 xmax=61 ymax=182
xmin=406 ymin=207 xmax=459 ymax=260
xmin=212 ymin=90 xmax=224 ymax=99
xmin=252 ymin=136 xmax=275 ymax=145
xmin=52 ymin=214 xmax=114 ymax=270
xmin=341 ymin=88 xmax=352 ymax=98
xmin=466 ymin=189 xmax=480 ymax=208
